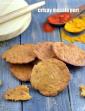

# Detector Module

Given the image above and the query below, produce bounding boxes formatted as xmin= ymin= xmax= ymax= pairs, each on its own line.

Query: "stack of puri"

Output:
xmin=2 ymin=44 xmax=37 ymax=82
xmin=2 ymin=42 xmax=85 ymax=96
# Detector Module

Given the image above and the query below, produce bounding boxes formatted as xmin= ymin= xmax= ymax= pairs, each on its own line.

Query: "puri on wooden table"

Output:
xmin=0 ymin=0 xmax=85 ymax=111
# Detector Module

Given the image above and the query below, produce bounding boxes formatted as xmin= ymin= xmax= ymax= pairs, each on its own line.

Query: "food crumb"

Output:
xmin=80 ymin=85 xmax=85 ymax=97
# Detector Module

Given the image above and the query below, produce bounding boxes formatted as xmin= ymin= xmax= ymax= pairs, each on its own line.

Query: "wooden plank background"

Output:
xmin=61 ymin=1 xmax=85 ymax=111
xmin=0 ymin=0 xmax=85 ymax=111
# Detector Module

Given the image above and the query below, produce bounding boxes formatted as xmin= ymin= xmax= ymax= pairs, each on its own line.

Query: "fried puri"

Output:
xmin=30 ymin=59 xmax=71 ymax=96
xmin=34 ymin=42 xmax=55 ymax=60
xmin=2 ymin=44 xmax=36 ymax=64
xmin=53 ymin=42 xmax=85 ymax=66
xmin=10 ymin=64 xmax=33 ymax=81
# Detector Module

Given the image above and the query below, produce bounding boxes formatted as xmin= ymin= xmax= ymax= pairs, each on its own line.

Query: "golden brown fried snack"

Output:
xmin=4 ymin=85 xmax=32 ymax=101
xmin=2 ymin=44 xmax=36 ymax=64
xmin=30 ymin=59 xmax=71 ymax=96
xmin=80 ymin=85 xmax=85 ymax=97
xmin=34 ymin=42 xmax=56 ymax=60
xmin=10 ymin=64 xmax=33 ymax=81
xmin=53 ymin=42 xmax=85 ymax=66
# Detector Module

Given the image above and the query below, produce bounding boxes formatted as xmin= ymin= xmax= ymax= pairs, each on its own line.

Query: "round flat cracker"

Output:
xmin=34 ymin=42 xmax=56 ymax=60
xmin=2 ymin=44 xmax=36 ymax=64
xmin=30 ymin=59 xmax=70 ymax=96
xmin=10 ymin=63 xmax=33 ymax=81
xmin=53 ymin=42 xmax=85 ymax=66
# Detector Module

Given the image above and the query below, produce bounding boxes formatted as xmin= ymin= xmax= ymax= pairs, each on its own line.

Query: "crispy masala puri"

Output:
xmin=10 ymin=63 xmax=33 ymax=81
xmin=34 ymin=42 xmax=56 ymax=60
xmin=30 ymin=59 xmax=71 ymax=96
xmin=2 ymin=44 xmax=36 ymax=64
xmin=53 ymin=42 xmax=85 ymax=66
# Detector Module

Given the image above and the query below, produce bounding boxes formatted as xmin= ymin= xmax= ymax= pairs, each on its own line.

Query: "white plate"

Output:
xmin=0 ymin=0 xmax=31 ymax=41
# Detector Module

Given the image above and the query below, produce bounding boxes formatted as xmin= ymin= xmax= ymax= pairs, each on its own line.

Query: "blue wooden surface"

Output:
xmin=0 ymin=38 xmax=21 ymax=111
xmin=0 ymin=0 xmax=85 ymax=111
xmin=60 ymin=0 xmax=85 ymax=111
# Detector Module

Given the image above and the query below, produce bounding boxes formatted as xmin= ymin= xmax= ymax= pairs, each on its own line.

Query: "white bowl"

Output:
xmin=0 ymin=0 xmax=32 ymax=41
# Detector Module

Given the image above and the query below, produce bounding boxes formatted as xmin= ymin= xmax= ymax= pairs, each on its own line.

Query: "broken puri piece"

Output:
xmin=4 ymin=85 xmax=32 ymax=101
xmin=80 ymin=85 xmax=85 ymax=97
